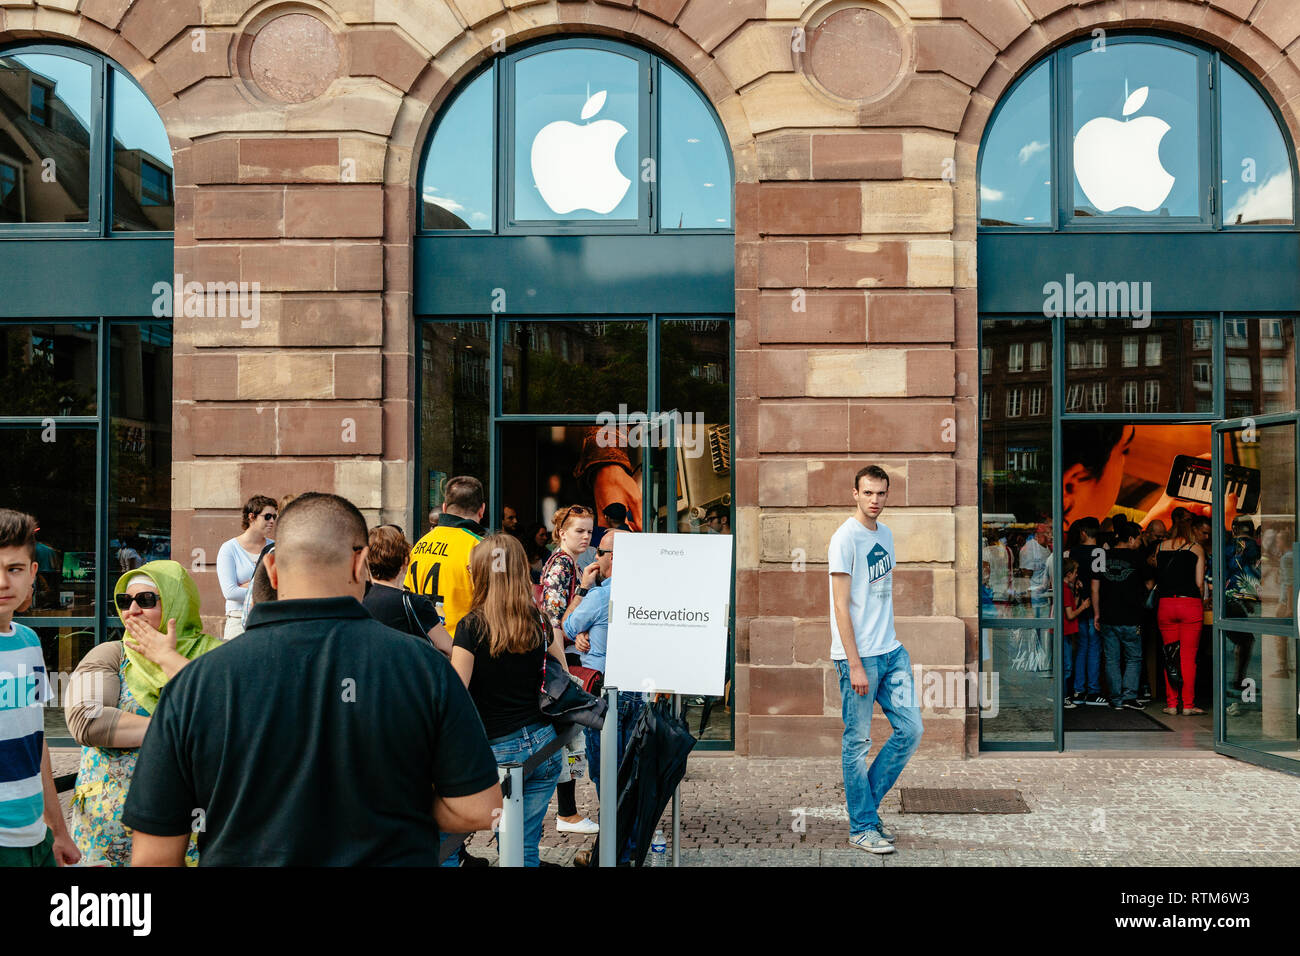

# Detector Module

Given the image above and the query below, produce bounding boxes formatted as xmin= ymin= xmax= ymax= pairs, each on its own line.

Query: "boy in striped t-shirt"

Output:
xmin=0 ymin=509 xmax=79 ymax=867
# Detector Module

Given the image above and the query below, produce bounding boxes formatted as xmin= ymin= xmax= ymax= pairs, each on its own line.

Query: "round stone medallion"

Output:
xmin=248 ymin=13 xmax=340 ymax=104
xmin=808 ymin=7 xmax=903 ymax=102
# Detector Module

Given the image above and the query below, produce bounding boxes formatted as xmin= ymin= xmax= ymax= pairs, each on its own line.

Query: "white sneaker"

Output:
xmin=556 ymin=816 xmax=599 ymax=834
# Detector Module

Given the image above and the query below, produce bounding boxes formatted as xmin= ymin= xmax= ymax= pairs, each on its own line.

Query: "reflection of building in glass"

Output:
xmin=0 ymin=57 xmax=170 ymax=228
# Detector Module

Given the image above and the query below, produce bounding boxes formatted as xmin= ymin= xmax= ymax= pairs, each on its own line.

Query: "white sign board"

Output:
xmin=604 ymin=532 xmax=733 ymax=697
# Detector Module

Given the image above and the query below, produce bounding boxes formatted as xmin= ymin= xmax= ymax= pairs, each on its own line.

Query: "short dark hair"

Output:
xmin=251 ymin=552 xmax=277 ymax=605
xmin=274 ymin=493 xmax=367 ymax=571
xmin=1068 ymin=515 xmax=1101 ymax=547
xmin=854 ymin=465 xmax=890 ymax=492
xmin=0 ymin=509 xmax=38 ymax=562
xmin=367 ymin=525 xmax=412 ymax=581
xmin=241 ymin=494 xmax=277 ymax=530
xmin=443 ymin=475 xmax=484 ymax=515
xmin=1063 ymin=423 xmax=1126 ymax=478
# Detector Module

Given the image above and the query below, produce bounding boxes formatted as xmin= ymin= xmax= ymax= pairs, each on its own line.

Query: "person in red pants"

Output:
xmin=1154 ymin=512 xmax=1207 ymax=716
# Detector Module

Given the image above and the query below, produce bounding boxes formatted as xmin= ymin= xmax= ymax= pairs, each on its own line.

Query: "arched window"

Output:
xmin=418 ymin=37 xmax=733 ymax=233
xmin=415 ymin=37 xmax=736 ymax=746
xmin=975 ymin=35 xmax=1300 ymax=767
xmin=979 ymin=34 xmax=1296 ymax=228
xmin=0 ymin=43 xmax=173 ymax=233
xmin=0 ymin=43 xmax=174 ymax=744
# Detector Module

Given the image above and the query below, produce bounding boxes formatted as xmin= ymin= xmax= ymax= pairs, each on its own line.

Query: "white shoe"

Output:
xmin=556 ymin=816 xmax=599 ymax=834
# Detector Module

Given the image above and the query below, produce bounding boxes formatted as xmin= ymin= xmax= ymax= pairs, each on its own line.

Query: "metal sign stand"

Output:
xmin=598 ymin=685 xmax=618 ymax=868
xmin=597 ymin=685 xmax=683 ymax=868
xmin=497 ymin=764 xmax=524 ymax=867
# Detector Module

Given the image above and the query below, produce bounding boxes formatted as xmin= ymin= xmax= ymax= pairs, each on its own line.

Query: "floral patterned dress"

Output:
xmin=539 ymin=549 xmax=579 ymax=634
xmin=70 ymin=653 xmax=199 ymax=866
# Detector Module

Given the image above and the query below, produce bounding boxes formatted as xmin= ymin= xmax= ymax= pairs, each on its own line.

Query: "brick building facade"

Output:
xmin=7 ymin=0 xmax=1300 ymax=758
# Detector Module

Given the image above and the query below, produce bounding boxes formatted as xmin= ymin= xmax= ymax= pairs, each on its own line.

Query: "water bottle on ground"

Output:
xmin=649 ymin=828 xmax=668 ymax=866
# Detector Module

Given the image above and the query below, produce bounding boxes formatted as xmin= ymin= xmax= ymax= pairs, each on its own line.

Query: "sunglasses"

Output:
xmin=597 ymin=548 xmax=614 ymax=556
xmin=260 ymin=513 xmax=278 ymax=522
xmin=115 ymin=591 xmax=159 ymax=611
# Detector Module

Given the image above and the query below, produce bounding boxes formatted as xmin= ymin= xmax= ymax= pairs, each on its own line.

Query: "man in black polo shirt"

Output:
xmin=124 ymin=493 xmax=502 ymax=866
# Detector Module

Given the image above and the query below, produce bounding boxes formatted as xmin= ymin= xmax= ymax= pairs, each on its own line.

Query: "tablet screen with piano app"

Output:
xmin=1165 ymin=454 xmax=1261 ymax=514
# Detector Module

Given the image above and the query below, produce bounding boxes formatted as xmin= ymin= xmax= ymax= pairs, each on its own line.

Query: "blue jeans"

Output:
xmin=1073 ymin=617 xmax=1101 ymax=695
xmin=1063 ymin=632 xmax=1076 ymax=696
xmin=1101 ymin=624 xmax=1142 ymax=704
xmin=490 ymin=722 xmax=563 ymax=868
xmin=836 ymin=645 xmax=924 ymax=835
xmin=585 ymin=691 xmax=645 ymax=795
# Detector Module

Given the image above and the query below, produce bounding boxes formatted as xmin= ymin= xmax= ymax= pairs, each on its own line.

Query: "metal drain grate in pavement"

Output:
xmin=899 ymin=788 xmax=1030 ymax=814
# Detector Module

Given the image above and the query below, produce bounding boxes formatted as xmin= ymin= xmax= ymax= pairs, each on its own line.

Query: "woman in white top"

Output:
xmin=216 ymin=495 xmax=276 ymax=640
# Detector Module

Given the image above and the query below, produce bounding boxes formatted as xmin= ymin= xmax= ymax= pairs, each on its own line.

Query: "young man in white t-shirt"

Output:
xmin=829 ymin=465 xmax=923 ymax=854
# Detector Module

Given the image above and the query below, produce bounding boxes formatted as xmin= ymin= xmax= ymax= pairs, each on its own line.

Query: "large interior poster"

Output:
xmin=1062 ymin=423 xmax=1213 ymax=530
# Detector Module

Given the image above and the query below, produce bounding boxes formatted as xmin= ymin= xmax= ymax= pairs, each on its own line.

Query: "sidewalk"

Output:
xmin=526 ymin=750 xmax=1300 ymax=866
xmin=53 ymin=748 xmax=1300 ymax=866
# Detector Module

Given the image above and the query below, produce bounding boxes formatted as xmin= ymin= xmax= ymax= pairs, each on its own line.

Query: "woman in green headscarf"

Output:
xmin=64 ymin=560 xmax=223 ymax=866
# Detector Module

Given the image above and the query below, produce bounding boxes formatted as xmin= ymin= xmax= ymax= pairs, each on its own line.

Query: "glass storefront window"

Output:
xmin=979 ymin=59 xmax=1051 ymax=226
xmin=106 ymin=322 xmax=172 ymax=608
xmin=419 ymin=322 xmax=489 ymax=534
xmin=420 ymin=69 xmax=494 ymax=231
xmin=1221 ymin=63 xmax=1294 ymax=226
xmin=981 ymin=319 xmax=1053 ymax=620
xmin=1220 ymin=631 xmax=1298 ymax=760
xmin=0 ymin=53 xmax=93 ymax=224
xmin=1064 ymin=317 xmax=1208 ymax=413
xmin=2 ymin=427 xmax=97 ymax=615
xmin=659 ymin=65 xmax=731 ymax=230
xmin=513 ymin=47 xmax=641 ymax=222
xmin=1225 ymin=316 xmax=1296 ymax=415
xmin=1070 ymin=42 xmax=1200 ymax=218
xmin=111 ymin=68 xmax=173 ymax=231
xmin=500 ymin=320 xmax=647 ymax=415
xmin=30 ymin=624 xmax=99 ymax=741
xmin=1222 ymin=423 xmax=1295 ymax=621
xmin=0 ymin=322 xmax=96 ymax=415
xmin=980 ymin=627 xmax=1055 ymax=743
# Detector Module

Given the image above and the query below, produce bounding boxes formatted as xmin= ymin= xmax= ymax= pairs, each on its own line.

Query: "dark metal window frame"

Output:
xmin=415 ymin=313 xmax=736 ymax=749
xmin=978 ymin=31 xmax=1300 ymax=234
xmin=3 ymin=316 xmax=171 ymax=746
xmin=978 ymin=313 xmax=1300 ymax=756
xmin=416 ymin=35 xmax=735 ymax=238
xmin=0 ymin=41 xmax=173 ymax=240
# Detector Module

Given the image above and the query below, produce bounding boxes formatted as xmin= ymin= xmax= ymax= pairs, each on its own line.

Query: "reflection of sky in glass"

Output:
xmin=421 ymin=69 xmax=493 ymax=230
xmin=979 ymin=60 xmax=1050 ymax=225
xmin=514 ymin=48 xmax=639 ymax=221
xmin=12 ymin=53 xmax=92 ymax=131
xmin=111 ymin=69 xmax=172 ymax=171
xmin=659 ymin=64 xmax=730 ymax=229
xmin=1220 ymin=63 xmax=1293 ymax=225
xmin=1071 ymin=44 xmax=1198 ymax=217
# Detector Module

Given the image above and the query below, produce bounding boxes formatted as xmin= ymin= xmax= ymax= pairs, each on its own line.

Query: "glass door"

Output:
xmin=1212 ymin=415 xmax=1300 ymax=772
xmin=642 ymin=409 xmax=735 ymax=745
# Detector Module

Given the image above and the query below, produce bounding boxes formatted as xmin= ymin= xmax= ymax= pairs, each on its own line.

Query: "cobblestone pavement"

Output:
xmin=53 ymin=748 xmax=1300 ymax=866
xmin=523 ymin=750 xmax=1300 ymax=866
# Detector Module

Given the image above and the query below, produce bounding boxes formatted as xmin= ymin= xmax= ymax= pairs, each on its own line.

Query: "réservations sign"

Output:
xmin=605 ymin=532 xmax=733 ymax=697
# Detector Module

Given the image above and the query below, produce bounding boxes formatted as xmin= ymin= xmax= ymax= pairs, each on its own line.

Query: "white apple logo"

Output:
xmin=1073 ymin=86 xmax=1175 ymax=213
xmin=530 ymin=89 xmax=631 ymax=216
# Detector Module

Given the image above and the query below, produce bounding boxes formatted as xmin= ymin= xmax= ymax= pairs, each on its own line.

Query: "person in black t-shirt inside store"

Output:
xmin=122 ymin=493 xmax=502 ymax=866
xmin=1066 ymin=516 xmax=1107 ymax=706
xmin=1091 ymin=517 xmax=1152 ymax=711
xmin=362 ymin=524 xmax=452 ymax=654
xmin=451 ymin=532 xmax=570 ymax=868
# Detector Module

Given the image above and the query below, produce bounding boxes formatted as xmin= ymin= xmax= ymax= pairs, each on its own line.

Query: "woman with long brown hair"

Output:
xmin=537 ymin=504 xmax=599 ymax=834
xmin=1155 ymin=510 xmax=1207 ymax=716
xmin=451 ymin=534 xmax=568 ymax=867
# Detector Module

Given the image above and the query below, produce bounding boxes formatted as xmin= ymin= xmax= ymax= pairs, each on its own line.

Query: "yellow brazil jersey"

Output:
xmin=403 ymin=514 xmax=484 ymax=637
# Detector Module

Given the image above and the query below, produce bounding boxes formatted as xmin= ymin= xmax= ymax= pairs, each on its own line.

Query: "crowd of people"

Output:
xmin=0 ymin=473 xmax=647 ymax=868
xmin=983 ymin=503 xmax=1271 ymax=715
